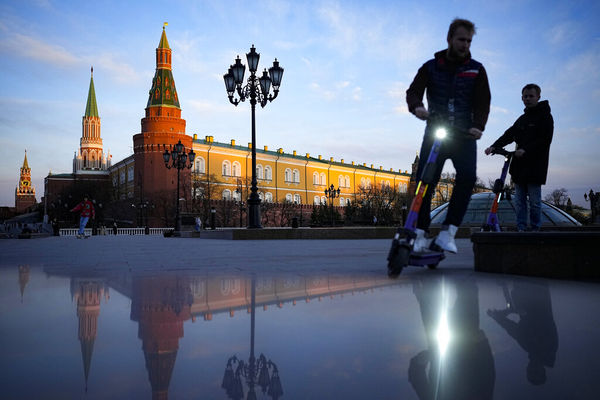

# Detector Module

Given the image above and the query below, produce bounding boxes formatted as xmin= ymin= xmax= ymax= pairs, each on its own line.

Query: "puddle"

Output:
xmin=1 ymin=265 xmax=599 ymax=399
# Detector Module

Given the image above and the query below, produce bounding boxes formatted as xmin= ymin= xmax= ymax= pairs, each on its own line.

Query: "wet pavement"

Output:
xmin=1 ymin=236 xmax=599 ymax=399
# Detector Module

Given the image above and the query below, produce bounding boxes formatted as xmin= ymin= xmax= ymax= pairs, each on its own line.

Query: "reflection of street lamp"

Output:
xmin=224 ymin=45 xmax=284 ymax=229
xmin=222 ymin=276 xmax=283 ymax=400
xmin=324 ymin=184 xmax=340 ymax=226
xmin=163 ymin=140 xmax=195 ymax=231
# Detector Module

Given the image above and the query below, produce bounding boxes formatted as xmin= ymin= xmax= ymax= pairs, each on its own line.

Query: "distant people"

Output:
xmin=487 ymin=281 xmax=558 ymax=385
xmin=409 ymin=278 xmax=495 ymax=399
xmin=52 ymin=218 xmax=60 ymax=236
xmin=406 ymin=18 xmax=491 ymax=253
xmin=70 ymin=195 xmax=95 ymax=238
xmin=485 ymin=84 xmax=554 ymax=231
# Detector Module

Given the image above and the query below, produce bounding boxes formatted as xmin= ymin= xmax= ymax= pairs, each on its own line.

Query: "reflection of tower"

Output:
xmin=71 ymin=278 xmax=108 ymax=391
xmin=15 ymin=150 xmax=36 ymax=212
xmin=18 ymin=265 xmax=30 ymax=303
xmin=130 ymin=276 xmax=192 ymax=400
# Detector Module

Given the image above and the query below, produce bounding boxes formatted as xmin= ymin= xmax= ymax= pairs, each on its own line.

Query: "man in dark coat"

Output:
xmin=485 ymin=84 xmax=554 ymax=231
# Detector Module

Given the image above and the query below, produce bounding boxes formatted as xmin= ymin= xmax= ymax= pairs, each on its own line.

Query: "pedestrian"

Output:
xmin=485 ymin=84 xmax=553 ymax=231
xmin=406 ymin=18 xmax=491 ymax=253
xmin=70 ymin=195 xmax=95 ymax=238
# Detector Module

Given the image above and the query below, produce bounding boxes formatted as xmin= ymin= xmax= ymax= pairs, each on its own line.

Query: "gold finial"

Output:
xmin=91 ymin=66 xmax=93 ymax=77
xmin=163 ymin=22 xmax=168 ymax=29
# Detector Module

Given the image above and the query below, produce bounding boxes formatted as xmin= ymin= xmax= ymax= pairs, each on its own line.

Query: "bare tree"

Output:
xmin=544 ymin=188 xmax=569 ymax=209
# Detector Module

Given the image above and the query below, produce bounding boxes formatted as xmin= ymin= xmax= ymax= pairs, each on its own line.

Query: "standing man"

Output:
xmin=406 ymin=18 xmax=491 ymax=253
xmin=485 ymin=84 xmax=553 ymax=231
xmin=70 ymin=195 xmax=95 ymax=238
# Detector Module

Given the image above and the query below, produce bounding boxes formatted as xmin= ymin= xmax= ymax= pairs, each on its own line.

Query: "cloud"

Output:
xmin=186 ymin=99 xmax=234 ymax=114
xmin=490 ymin=105 xmax=509 ymax=114
xmin=85 ymin=53 xmax=139 ymax=84
xmin=2 ymin=33 xmax=79 ymax=67
xmin=352 ymin=86 xmax=362 ymax=101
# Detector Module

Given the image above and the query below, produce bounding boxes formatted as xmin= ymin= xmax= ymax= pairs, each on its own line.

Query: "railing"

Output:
xmin=59 ymin=228 xmax=172 ymax=236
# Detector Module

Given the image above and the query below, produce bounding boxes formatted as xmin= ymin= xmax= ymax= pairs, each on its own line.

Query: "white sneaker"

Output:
xmin=413 ymin=229 xmax=432 ymax=252
xmin=434 ymin=224 xmax=459 ymax=253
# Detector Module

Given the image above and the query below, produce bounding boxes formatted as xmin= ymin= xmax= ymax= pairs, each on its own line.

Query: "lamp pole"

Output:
xmin=163 ymin=140 xmax=195 ymax=232
xmin=324 ymin=184 xmax=341 ymax=226
xmin=224 ymin=45 xmax=284 ymax=229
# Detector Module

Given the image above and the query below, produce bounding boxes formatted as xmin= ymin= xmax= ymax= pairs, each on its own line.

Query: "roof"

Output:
xmin=158 ymin=26 xmax=170 ymax=49
xmin=85 ymin=68 xmax=99 ymax=118
xmin=22 ymin=150 xmax=30 ymax=170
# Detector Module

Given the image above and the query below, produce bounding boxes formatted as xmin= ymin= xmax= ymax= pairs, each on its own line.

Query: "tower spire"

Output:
xmin=85 ymin=67 xmax=99 ymax=118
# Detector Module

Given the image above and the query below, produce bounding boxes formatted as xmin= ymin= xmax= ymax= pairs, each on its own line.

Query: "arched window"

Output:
xmin=345 ymin=175 xmax=350 ymax=188
xmin=256 ymin=164 xmax=264 ymax=180
xmin=265 ymin=166 xmax=273 ymax=180
xmin=232 ymin=161 xmax=242 ymax=177
xmin=399 ymin=182 xmax=407 ymax=193
xmin=366 ymin=178 xmax=371 ymax=188
xmin=338 ymin=175 xmax=344 ymax=188
xmin=321 ymin=196 xmax=327 ymax=205
xmin=292 ymin=169 xmax=300 ymax=183
xmin=320 ymin=172 xmax=326 ymax=186
xmin=339 ymin=197 xmax=345 ymax=206
xmin=360 ymin=177 xmax=366 ymax=187
xmin=193 ymin=187 xmax=204 ymax=198
xmin=222 ymin=160 xmax=231 ymax=176
xmin=265 ymin=192 xmax=273 ymax=203
xmin=284 ymin=168 xmax=292 ymax=182
xmin=195 ymin=157 xmax=205 ymax=174
xmin=293 ymin=194 xmax=301 ymax=204
xmin=285 ymin=193 xmax=293 ymax=202
xmin=222 ymin=189 xmax=232 ymax=200
xmin=258 ymin=192 xmax=264 ymax=201
xmin=314 ymin=196 xmax=321 ymax=205
xmin=232 ymin=190 xmax=241 ymax=201
xmin=313 ymin=172 xmax=319 ymax=185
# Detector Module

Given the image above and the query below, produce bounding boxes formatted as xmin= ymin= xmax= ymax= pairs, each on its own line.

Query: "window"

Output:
xmin=222 ymin=189 xmax=232 ymax=200
xmin=222 ymin=160 xmax=231 ymax=176
xmin=193 ymin=187 xmax=204 ymax=198
xmin=257 ymin=164 xmax=264 ymax=180
xmin=360 ymin=177 xmax=366 ymax=187
xmin=120 ymin=170 xmax=126 ymax=183
xmin=338 ymin=175 xmax=344 ymax=188
xmin=339 ymin=197 xmax=345 ymax=206
xmin=112 ymin=175 xmax=118 ymax=186
xmin=265 ymin=192 xmax=273 ymax=202
xmin=366 ymin=178 xmax=371 ymax=188
xmin=128 ymin=166 xmax=134 ymax=182
xmin=232 ymin=190 xmax=241 ymax=201
xmin=321 ymin=196 xmax=327 ymax=205
xmin=232 ymin=161 xmax=242 ymax=177
xmin=320 ymin=173 xmax=326 ymax=186
xmin=314 ymin=196 xmax=321 ymax=205
xmin=258 ymin=192 xmax=264 ymax=201
xmin=265 ymin=166 xmax=272 ymax=180
xmin=313 ymin=172 xmax=319 ymax=185
xmin=284 ymin=168 xmax=292 ymax=182
xmin=195 ymin=157 xmax=205 ymax=174
xmin=285 ymin=193 xmax=293 ymax=202
xmin=345 ymin=175 xmax=350 ymax=188
xmin=399 ymin=182 xmax=408 ymax=193
xmin=293 ymin=169 xmax=300 ymax=183
xmin=293 ymin=194 xmax=301 ymax=204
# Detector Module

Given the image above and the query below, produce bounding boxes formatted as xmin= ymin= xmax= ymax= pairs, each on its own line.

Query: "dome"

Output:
xmin=430 ymin=192 xmax=581 ymax=228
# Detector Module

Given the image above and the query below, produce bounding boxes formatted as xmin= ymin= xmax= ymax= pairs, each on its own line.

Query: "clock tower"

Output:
xmin=15 ymin=150 xmax=36 ymax=212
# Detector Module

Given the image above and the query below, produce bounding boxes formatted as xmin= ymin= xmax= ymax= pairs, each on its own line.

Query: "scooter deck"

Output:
xmin=408 ymin=250 xmax=445 ymax=267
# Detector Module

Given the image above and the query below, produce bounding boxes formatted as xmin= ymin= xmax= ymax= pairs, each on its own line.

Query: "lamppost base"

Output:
xmin=247 ymin=198 xmax=262 ymax=229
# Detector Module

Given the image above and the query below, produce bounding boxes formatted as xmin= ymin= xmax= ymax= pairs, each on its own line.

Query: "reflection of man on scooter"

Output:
xmin=410 ymin=278 xmax=495 ymax=399
xmin=406 ymin=18 xmax=491 ymax=254
xmin=487 ymin=281 xmax=558 ymax=385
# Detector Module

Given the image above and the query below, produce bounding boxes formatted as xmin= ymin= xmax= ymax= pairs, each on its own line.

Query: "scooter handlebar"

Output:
xmin=490 ymin=147 xmax=514 ymax=157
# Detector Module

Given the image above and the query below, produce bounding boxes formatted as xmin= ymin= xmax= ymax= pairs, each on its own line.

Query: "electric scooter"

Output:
xmin=387 ymin=120 xmax=449 ymax=278
xmin=481 ymin=148 xmax=514 ymax=232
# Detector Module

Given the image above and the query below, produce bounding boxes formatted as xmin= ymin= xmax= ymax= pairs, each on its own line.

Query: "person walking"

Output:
xmin=406 ymin=18 xmax=491 ymax=253
xmin=485 ymin=84 xmax=554 ymax=231
xmin=70 ymin=195 xmax=95 ymax=238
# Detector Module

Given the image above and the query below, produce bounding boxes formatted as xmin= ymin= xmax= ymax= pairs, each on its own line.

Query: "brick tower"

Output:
xmin=15 ymin=150 xmax=36 ymax=212
xmin=133 ymin=25 xmax=191 ymax=219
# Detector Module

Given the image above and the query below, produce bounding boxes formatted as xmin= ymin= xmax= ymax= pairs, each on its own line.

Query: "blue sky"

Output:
xmin=1 ymin=0 xmax=599 ymax=207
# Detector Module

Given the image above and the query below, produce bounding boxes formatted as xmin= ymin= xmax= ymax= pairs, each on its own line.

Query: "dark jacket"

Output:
xmin=406 ymin=50 xmax=491 ymax=132
xmin=491 ymin=101 xmax=554 ymax=184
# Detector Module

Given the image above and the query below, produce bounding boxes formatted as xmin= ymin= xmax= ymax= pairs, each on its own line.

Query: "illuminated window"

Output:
xmin=222 ymin=189 xmax=232 ymax=200
xmin=222 ymin=160 xmax=231 ymax=176
xmin=232 ymin=161 xmax=242 ymax=177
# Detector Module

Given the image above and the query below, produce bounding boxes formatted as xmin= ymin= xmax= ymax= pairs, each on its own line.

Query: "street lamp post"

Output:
xmin=163 ymin=140 xmax=195 ymax=232
xmin=222 ymin=275 xmax=283 ymax=400
xmin=224 ymin=45 xmax=284 ymax=229
xmin=324 ymin=184 xmax=341 ymax=226
xmin=235 ymin=180 xmax=245 ymax=228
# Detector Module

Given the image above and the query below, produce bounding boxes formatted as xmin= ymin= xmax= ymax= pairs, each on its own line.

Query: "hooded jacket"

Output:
xmin=491 ymin=100 xmax=554 ymax=184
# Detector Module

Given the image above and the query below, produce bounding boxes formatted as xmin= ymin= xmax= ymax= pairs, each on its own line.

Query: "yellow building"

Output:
xmin=190 ymin=135 xmax=412 ymax=206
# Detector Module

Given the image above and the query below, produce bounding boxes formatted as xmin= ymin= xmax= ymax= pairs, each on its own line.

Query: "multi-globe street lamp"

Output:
xmin=324 ymin=184 xmax=341 ymax=226
xmin=163 ymin=140 xmax=195 ymax=232
xmin=224 ymin=45 xmax=284 ymax=229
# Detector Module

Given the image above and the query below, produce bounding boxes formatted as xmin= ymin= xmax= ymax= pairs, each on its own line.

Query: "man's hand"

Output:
xmin=484 ymin=146 xmax=495 ymax=155
xmin=414 ymin=106 xmax=429 ymax=121
xmin=514 ymin=149 xmax=526 ymax=158
xmin=468 ymin=127 xmax=483 ymax=140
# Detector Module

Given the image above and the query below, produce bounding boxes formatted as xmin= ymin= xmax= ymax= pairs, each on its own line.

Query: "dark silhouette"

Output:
xmin=487 ymin=281 xmax=558 ymax=385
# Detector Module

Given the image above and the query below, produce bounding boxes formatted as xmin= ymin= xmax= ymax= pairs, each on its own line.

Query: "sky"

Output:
xmin=1 ymin=0 xmax=599 ymax=208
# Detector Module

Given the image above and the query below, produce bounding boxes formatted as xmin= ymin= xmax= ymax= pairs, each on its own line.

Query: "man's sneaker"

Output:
xmin=413 ymin=229 xmax=432 ymax=252
xmin=434 ymin=224 xmax=458 ymax=253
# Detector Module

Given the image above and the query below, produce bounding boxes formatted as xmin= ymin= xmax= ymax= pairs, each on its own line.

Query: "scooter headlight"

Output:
xmin=435 ymin=128 xmax=447 ymax=139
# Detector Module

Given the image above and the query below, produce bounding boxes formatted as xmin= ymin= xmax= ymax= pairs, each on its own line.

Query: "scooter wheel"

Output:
xmin=387 ymin=242 xmax=410 ymax=278
xmin=427 ymin=262 xmax=439 ymax=270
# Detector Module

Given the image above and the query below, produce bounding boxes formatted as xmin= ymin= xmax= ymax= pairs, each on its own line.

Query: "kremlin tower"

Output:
xmin=73 ymin=67 xmax=111 ymax=172
xmin=15 ymin=150 xmax=36 ymax=212
xmin=133 ymin=25 xmax=191 ymax=209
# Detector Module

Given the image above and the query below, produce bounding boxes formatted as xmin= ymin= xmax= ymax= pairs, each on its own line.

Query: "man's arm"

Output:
xmin=406 ymin=63 xmax=428 ymax=116
xmin=472 ymin=66 xmax=491 ymax=131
